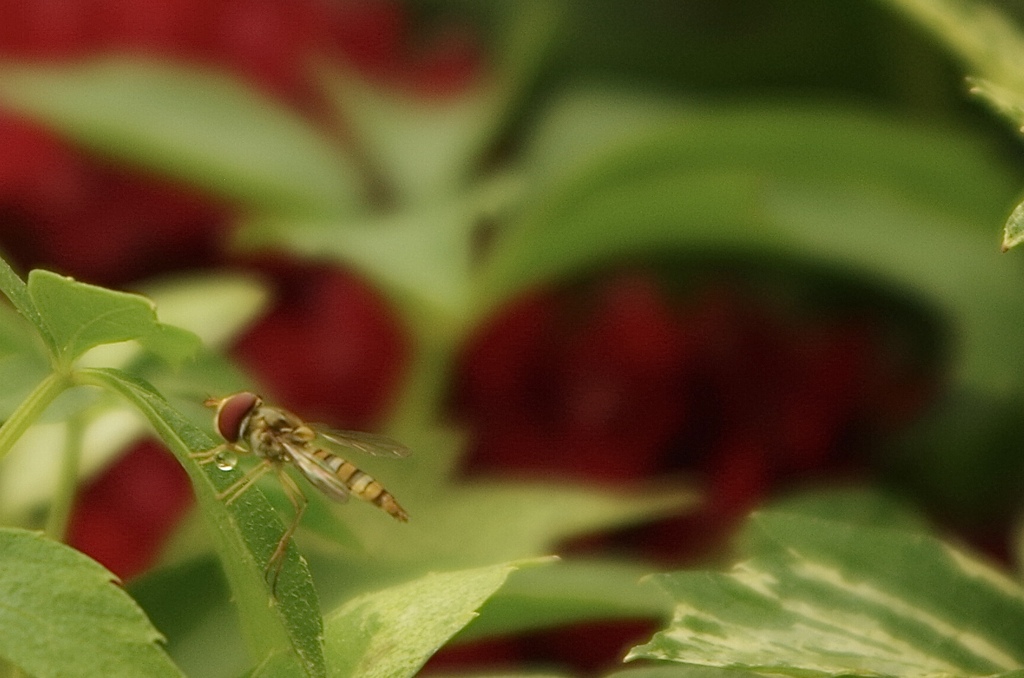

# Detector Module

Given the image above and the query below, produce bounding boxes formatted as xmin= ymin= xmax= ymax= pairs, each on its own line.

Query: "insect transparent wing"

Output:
xmin=285 ymin=441 xmax=351 ymax=503
xmin=312 ymin=426 xmax=411 ymax=458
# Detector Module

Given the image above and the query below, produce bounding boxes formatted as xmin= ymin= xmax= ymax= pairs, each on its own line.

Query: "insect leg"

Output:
xmin=189 ymin=443 xmax=227 ymax=464
xmin=217 ymin=460 xmax=273 ymax=504
xmin=189 ymin=443 xmax=243 ymax=465
xmin=265 ymin=468 xmax=307 ymax=594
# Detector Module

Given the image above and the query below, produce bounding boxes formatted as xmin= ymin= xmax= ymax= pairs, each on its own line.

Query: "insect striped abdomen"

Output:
xmin=311 ymin=449 xmax=409 ymax=522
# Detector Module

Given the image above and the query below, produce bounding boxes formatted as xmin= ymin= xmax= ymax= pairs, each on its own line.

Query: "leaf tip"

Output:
xmin=1002 ymin=227 xmax=1024 ymax=252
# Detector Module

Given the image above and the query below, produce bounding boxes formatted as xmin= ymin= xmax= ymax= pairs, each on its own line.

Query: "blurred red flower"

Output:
xmin=231 ymin=258 xmax=409 ymax=430
xmin=67 ymin=440 xmax=193 ymax=579
xmin=457 ymin=273 xmax=692 ymax=484
xmin=457 ymin=272 xmax=931 ymax=561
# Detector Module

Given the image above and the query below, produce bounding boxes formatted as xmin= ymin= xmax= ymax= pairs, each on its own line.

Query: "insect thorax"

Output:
xmin=244 ymin=407 xmax=307 ymax=462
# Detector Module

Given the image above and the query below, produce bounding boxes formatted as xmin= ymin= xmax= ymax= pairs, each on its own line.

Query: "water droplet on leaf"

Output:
xmin=215 ymin=450 xmax=238 ymax=471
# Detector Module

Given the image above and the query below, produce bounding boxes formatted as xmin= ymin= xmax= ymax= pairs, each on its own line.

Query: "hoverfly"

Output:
xmin=190 ymin=392 xmax=409 ymax=591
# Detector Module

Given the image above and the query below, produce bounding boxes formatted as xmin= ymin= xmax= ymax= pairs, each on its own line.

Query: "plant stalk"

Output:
xmin=387 ymin=328 xmax=458 ymax=433
xmin=44 ymin=413 xmax=85 ymax=542
xmin=0 ymin=371 xmax=71 ymax=462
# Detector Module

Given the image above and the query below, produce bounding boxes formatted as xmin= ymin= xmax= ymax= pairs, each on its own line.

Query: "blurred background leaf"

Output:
xmin=0 ymin=59 xmax=364 ymax=216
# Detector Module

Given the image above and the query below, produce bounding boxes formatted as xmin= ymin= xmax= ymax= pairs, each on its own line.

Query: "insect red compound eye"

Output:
xmin=216 ymin=392 xmax=260 ymax=442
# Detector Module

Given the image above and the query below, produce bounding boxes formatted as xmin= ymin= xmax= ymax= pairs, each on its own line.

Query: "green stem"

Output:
xmin=44 ymin=413 xmax=85 ymax=541
xmin=387 ymin=328 xmax=458 ymax=432
xmin=0 ymin=371 xmax=71 ymax=462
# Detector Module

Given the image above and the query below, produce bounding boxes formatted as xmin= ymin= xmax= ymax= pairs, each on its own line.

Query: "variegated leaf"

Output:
xmin=628 ymin=511 xmax=1024 ymax=678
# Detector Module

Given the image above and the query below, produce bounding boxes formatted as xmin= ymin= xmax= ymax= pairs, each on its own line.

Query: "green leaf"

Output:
xmin=0 ymin=527 xmax=182 ymax=678
xmin=0 ymin=301 xmax=50 ymax=420
xmin=238 ymin=172 xmax=522 ymax=331
xmin=0 ymin=254 xmax=54 ymax=353
xmin=320 ymin=67 xmax=502 ymax=204
xmin=27 ymin=270 xmax=200 ymax=366
xmin=523 ymin=92 xmax=1014 ymax=226
xmin=761 ymin=486 xmax=930 ymax=532
xmin=0 ymin=57 xmax=362 ymax=215
xmin=609 ymin=667 xmax=768 ymax=678
xmin=969 ymin=77 xmax=1024 ymax=133
xmin=873 ymin=0 xmax=1024 ymax=251
xmin=877 ymin=0 xmax=1024 ymax=93
xmin=477 ymin=99 xmax=1024 ymax=398
xmin=480 ymin=97 xmax=1017 ymax=309
xmin=1002 ymin=192 xmax=1024 ymax=252
xmin=302 ymin=420 xmax=694 ymax=608
xmin=1 ymin=274 xmax=265 ymax=522
xmin=129 ymin=555 xmax=253 ymax=678
xmin=346 ymin=480 xmax=694 ymax=569
xmin=307 ymin=476 xmax=694 ymax=620
xmin=75 ymin=367 xmax=326 ymax=678
xmin=241 ymin=199 xmax=476 ymax=327
xmin=517 ymin=86 xmax=695 ymax=185
xmin=767 ymin=183 xmax=1020 ymax=397
xmin=324 ymin=560 xmax=543 ymax=678
xmin=455 ymin=559 xmax=672 ymax=642
xmin=628 ymin=511 xmax=1024 ymax=678
xmin=261 ymin=476 xmax=362 ymax=552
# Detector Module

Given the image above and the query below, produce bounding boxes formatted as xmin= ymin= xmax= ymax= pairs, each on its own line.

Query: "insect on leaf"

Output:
xmin=76 ymin=368 xmax=326 ymax=678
